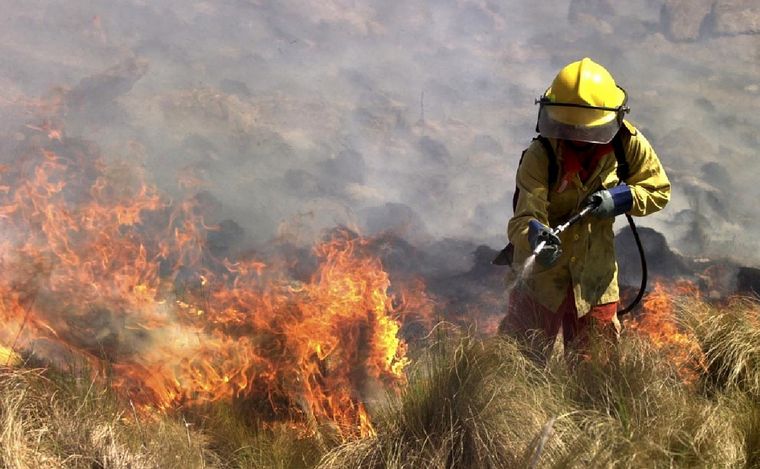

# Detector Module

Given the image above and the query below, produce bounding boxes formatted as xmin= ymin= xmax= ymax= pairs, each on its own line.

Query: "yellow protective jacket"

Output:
xmin=507 ymin=121 xmax=671 ymax=317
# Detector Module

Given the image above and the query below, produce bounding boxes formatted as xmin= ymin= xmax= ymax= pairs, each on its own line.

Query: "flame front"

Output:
xmin=0 ymin=140 xmax=415 ymax=437
xmin=626 ymin=281 xmax=707 ymax=383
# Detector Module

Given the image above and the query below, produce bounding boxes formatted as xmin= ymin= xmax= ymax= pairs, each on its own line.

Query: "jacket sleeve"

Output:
xmin=507 ymin=142 xmax=551 ymax=252
xmin=623 ymin=128 xmax=671 ymax=217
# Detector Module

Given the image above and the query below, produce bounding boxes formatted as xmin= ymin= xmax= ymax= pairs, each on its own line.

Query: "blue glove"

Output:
xmin=586 ymin=185 xmax=633 ymax=218
xmin=528 ymin=220 xmax=562 ymax=267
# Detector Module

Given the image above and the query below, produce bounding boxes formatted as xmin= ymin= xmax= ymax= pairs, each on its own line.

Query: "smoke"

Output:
xmin=1 ymin=0 xmax=759 ymax=264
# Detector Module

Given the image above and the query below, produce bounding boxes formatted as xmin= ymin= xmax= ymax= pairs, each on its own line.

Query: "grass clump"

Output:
xmin=321 ymin=294 xmax=760 ymax=468
xmin=186 ymin=402 xmax=340 ymax=469
xmin=0 ymin=367 xmax=216 ymax=468
xmin=0 ymin=366 xmax=333 ymax=468
xmin=319 ymin=330 xmax=573 ymax=468
xmin=556 ymin=334 xmax=745 ymax=467
xmin=2 ymin=294 xmax=759 ymax=468
xmin=679 ymin=297 xmax=760 ymax=398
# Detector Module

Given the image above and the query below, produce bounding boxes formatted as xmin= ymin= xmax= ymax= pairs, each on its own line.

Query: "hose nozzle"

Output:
xmin=531 ymin=239 xmax=547 ymax=257
xmin=531 ymin=201 xmax=598 ymax=258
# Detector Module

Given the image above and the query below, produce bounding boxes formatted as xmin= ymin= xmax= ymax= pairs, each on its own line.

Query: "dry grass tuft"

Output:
xmin=0 ymin=365 xmax=346 ymax=468
xmin=319 ymin=330 xmax=572 ymax=468
xmin=2 ymin=295 xmax=759 ymax=468
xmin=679 ymin=297 xmax=760 ymax=398
xmin=185 ymin=402 xmax=340 ymax=469
xmin=320 ymin=295 xmax=760 ymax=468
xmin=0 ymin=367 xmax=216 ymax=468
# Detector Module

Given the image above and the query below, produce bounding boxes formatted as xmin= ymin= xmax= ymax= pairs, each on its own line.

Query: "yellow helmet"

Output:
xmin=536 ymin=57 xmax=629 ymax=144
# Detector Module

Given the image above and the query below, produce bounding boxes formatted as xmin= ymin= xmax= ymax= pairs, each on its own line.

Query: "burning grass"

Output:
xmin=0 ymin=144 xmax=424 ymax=438
xmin=1 ymin=135 xmax=758 ymax=467
xmin=1 ymin=290 xmax=759 ymax=468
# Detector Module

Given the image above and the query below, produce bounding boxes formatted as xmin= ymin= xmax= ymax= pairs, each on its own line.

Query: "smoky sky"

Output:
xmin=1 ymin=0 xmax=760 ymax=265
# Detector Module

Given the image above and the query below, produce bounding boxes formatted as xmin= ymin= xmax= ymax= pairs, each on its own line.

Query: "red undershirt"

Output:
xmin=556 ymin=142 xmax=612 ymax=192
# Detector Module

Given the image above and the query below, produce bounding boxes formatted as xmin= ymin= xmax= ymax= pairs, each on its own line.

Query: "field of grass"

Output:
xmin=1 ymin=293 xmax=758 ymax=468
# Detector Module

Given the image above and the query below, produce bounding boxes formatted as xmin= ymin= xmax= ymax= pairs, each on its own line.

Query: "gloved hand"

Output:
xmin=528 ymin=220 xmax=562 ymax=267
xmin=586 ymin=184 xmax=633 ymax=218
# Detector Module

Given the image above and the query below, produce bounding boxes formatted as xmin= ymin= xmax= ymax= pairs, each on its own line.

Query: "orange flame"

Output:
xmin=625 ymin=280 xmax=706 ymax=383
xmin=0 ymin=145 xmax=424 ymax=437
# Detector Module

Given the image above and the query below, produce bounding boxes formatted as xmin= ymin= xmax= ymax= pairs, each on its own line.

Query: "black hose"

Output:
xmin=618 ymin=214 xmax=647 ymax=315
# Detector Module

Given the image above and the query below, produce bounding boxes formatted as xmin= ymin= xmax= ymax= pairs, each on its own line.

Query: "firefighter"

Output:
xmin=499 ymin=57 xmax=671 ymax=362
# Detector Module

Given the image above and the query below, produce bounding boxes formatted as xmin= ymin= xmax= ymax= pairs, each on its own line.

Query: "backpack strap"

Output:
xmin=513 ymin=133 xmax=627 ymax=212
xmin=611 ymin=132 xmax=629 ymax=182
xmin=511 ymin=149 xmax=528 ymax=212
xmin=511 ymin=136 xmax=558 ymax=211
xmin=495 ymin=133 xmax=626 ymax=266
xmin=534 ymin=136 xmax=559 ymax=189
xmin=497 ymin=137 xmax=559 ymax=266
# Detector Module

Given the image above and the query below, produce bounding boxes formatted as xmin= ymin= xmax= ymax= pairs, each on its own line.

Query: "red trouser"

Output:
xmin=498 ymin=287 xmax=620 ymax=364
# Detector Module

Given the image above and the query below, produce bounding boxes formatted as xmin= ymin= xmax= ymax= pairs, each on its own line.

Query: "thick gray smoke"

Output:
xmin=2 ymin=0 xmax=759 ymax=267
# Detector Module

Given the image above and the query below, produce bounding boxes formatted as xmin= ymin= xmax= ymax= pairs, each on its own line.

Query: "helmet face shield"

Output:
xmin=535 ymin=86 xmax=630 ymax=144
xmin=537 ymin=104 xmax=622 ymax=144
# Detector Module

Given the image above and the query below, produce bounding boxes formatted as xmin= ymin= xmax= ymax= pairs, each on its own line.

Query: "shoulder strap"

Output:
xmin=511 ymin=136 xmax=558 ymax=211
xmin=511 ymin=149 xmax=527 ymax=211
xmin=534 ymin=136 xmax=559 ymax=188
xmin=611 ymin=132 xmax=629 ymax=182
